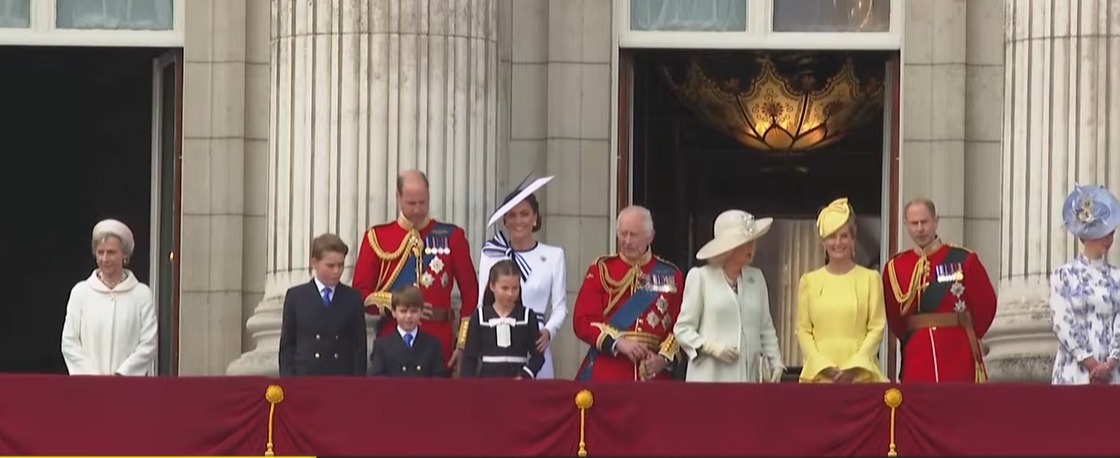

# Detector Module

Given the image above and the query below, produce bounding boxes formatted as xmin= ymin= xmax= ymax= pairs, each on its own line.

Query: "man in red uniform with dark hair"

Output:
xmin=572 ymin=205 xmax=683 ymax=382
xmin=883 ymin=198 xmax=997 ymax=383
xmin=352 ymin=170 xmax=479 ymax=372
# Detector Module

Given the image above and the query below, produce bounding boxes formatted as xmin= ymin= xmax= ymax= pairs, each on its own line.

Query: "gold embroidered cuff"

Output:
xmin=658 ymin=334 xmax=678 ymax=362
xmin=364 ymin=291 xmax=392 ymax=306
xmin=456 ymin=317 xmax=470 ymax=350
xmin=364 ymin=292 xmax=392 ymax=314
xmin=591 ymin=323 xmax=621 ymax=352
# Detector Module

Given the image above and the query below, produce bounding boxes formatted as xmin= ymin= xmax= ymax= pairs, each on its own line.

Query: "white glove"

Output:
xmin=768 ymin=366 xmax=784 ymax=383
xmin=700 ymin=342 xmax=740 ymax=363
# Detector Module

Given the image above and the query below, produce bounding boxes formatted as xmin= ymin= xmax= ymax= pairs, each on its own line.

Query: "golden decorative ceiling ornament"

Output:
xmin=662 ymin=58 xmax=884 ymax=153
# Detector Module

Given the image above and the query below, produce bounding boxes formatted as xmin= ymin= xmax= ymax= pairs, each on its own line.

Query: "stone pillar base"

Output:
xmin=226 ymin=291 xmax=284 ymax=376
xmin=985 ymin=353 xmax=1054 ymax=383
xmin=982 ymin=283 xmax=1056 ymax=383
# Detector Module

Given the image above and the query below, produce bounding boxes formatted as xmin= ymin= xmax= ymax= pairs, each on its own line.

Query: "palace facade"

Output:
xmin=2 ymin=0 xmax=1116 ymax=381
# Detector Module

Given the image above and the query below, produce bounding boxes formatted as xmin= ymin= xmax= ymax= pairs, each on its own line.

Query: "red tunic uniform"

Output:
xmin=352 ymin=215 xmax=479 ymax=365
xmin=572 ymin=252 xmax=683 ymax=382
xmin=882 ymin=243 xmax=997 ymax=383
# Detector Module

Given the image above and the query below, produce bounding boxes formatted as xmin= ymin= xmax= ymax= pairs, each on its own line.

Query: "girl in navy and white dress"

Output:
xmin=460 ymin=260 xmax=545 ymax=379
xmin=475 ymin=177 xmax=568 ymax=379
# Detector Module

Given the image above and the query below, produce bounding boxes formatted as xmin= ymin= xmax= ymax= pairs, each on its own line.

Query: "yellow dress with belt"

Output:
xmin=796 ymin=265 xmax=888 ymax=383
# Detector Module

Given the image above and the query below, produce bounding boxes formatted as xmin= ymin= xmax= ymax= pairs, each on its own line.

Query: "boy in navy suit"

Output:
xmin=369 ymin=286 xmax=445 ymax=377
xmin=278 ymin=233 xmax=368 ymax=376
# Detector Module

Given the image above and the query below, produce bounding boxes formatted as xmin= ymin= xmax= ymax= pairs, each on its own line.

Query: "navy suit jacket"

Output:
xmin=278 ymin=279 xmax=368 ymax=376
xmin=369 ymin=329 xmax=445 ymax=378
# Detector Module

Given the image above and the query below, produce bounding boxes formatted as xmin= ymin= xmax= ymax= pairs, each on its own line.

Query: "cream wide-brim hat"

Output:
xmin=695 ymin=210 xmax=773 ymax=261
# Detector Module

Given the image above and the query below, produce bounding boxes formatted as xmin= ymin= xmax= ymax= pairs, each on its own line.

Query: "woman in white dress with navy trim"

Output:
xmin=475 ymin=176 xmax=568 ymax=379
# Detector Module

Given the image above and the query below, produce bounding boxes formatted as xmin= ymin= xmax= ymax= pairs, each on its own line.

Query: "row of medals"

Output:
xmin=418 ymin=237 xmax=451 ymax=288
xmin=935 ymin=263 xmax=967 ymax=313
xmin=641 ymin=273 xmax=677 ymax=294
xmin=422 ymin=237 xmax=451 ymax=256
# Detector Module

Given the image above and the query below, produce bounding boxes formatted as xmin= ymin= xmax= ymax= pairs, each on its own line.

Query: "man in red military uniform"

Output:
xmin=883 ymin=198 xmax=997 ymax=383
xmin=573 ymin=206 xmax=683 ymax=382
xmin=353 ymin=170 xmax=479 ymax=371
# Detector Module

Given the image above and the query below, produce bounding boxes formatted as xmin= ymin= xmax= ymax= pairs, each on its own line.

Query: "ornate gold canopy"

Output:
xmin=663 ymin=57 xmax=884 ymax=153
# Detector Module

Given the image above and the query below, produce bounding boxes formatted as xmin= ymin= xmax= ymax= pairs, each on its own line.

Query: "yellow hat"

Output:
xmin=816 ymin=198 xmax=853 ymax=238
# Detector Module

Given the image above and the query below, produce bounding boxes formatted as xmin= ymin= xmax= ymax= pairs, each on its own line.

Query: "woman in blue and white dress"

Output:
xmin=1050 ymin=184 xmax=1120 ymax=385
xmin=476 ymin=177 xmax=568 ymax=379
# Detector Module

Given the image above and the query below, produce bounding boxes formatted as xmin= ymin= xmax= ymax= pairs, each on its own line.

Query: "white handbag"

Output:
xmin=758 ymin=354 xmax=776 ymax=383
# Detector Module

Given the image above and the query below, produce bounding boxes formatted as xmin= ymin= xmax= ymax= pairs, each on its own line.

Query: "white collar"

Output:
xmin=397 ymin=327 xmax=417 ymax=340
xmin=314 ymin=277 xmax=335 ymax=293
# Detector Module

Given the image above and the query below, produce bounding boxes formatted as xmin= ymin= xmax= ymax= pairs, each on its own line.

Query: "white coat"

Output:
xmin=61 ymin=270 xmax=158 ymax=376
xmin=673 ymin=265 xmax=784 ymax=382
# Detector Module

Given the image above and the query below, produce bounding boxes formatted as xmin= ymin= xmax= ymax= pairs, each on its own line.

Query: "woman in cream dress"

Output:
xmin=674 ymin=210 xmax=785 ymax=383
xmin=61 ymin=219 xmax=158 ymax=376
xmin=796 ymin=198 xmax=887 ymax=383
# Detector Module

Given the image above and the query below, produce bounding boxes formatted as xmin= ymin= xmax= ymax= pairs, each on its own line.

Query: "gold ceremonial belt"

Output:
xmin=619 ymin=331 xmax=662 ymax=349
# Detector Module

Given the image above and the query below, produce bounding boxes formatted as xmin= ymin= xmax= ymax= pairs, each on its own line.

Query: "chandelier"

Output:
xmin=662 ymin=57 xmax=884 ymax=153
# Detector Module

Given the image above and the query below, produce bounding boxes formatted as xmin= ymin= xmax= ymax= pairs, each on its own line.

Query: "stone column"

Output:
xmin=983 ymin=0 xmax=1120 ymax=382
xmin=227 ymin=0 xmax=500 ymax=376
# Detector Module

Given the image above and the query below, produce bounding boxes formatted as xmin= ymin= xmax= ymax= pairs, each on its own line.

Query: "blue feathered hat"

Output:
xmin=1062 ymin=184 xmax=1120 ymax=240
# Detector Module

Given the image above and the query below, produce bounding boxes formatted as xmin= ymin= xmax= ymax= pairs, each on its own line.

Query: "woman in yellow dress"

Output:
xmin=796 ymin=198 xmax=888 ymax=383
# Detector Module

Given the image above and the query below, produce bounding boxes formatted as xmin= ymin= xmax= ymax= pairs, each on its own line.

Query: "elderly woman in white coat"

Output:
xmin=61 ymin=219 xmax=158 ymax=376
xmin=674 ymin=210 xmax=785 ymax=383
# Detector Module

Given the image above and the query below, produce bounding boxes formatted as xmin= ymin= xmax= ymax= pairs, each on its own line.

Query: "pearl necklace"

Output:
xmin=724 ymin=271 xmax=739 ymax=293
xmin=98 ymin=271 xmax=127 ymax=289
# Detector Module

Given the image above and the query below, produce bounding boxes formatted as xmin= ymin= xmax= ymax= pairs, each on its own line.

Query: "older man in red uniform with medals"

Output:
xmin=353 ymin=170 xmax=479 ymax=371
xmin=883 ymin=198 xmax=997 ymax=383
xmin=573 ymin=206 xmax=684 ymax=382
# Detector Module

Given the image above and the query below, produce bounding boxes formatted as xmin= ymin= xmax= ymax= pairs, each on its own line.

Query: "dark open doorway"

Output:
xmin=631 ymin=50 xmax=890 ymax=269
xmin=628 ymin=49 xmax=892 ymax=380
xmin=0 ymin=46 xmax=177 ymax=374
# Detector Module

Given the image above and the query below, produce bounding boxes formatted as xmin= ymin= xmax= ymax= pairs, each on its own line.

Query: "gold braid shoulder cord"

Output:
xmin=886 ymin=255 xmax=929 ymax=316
xmin=598 ymin=258 xmax=643 ymax=318
xmin=366 ymin=228 xmax=424 ymax=306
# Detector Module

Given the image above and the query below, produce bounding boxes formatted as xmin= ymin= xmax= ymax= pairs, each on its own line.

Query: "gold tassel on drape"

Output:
xmin=883 ymin=388 xmax=902 ymax=457
xmin=574 ymin=389 xmax=594 ymax=457
xmin=264 ymin=385 xmax=285 ymax=456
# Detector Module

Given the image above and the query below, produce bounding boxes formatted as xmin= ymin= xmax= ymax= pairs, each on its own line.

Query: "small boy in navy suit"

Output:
xmin=369 ymin=286 xmax=445 ymax=377
xmin=278 ymin=233 xmax=368 ymax=377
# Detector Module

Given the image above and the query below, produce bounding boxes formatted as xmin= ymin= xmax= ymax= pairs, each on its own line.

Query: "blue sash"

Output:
xmin=576 ymin=260 xmax=675 ymax=381
xmin=388 ymin=223 xmax=455 ymax=293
